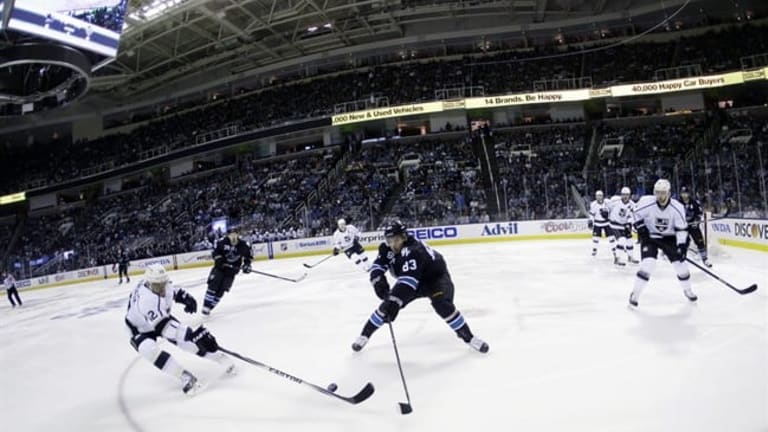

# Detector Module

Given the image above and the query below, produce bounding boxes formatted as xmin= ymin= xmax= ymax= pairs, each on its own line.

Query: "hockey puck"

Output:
xmin=327 ymin=383 xmax=338 ymax=392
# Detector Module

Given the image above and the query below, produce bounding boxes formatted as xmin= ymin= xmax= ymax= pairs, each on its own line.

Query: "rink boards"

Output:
xmin=14 ymin=217 xmax=767 ymax=291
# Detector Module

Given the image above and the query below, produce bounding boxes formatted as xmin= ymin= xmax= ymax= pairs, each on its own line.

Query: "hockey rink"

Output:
xmin=1 ymin=239 xmax=766 ymax=432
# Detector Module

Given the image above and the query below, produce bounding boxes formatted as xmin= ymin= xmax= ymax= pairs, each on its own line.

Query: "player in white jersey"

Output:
xmin=629 ymin=179 xmax=697 ymax=307
xmin=3 ymin=272 xmax=23 ymax=307
xmin=589 ymin=190 xmax=617 ymax=258
xmin=125 ymin=264 xmax=235 ymax=395
xmin=608 ymin=187 xmax=638 ymax=266
xmin=332 ymin=219 xmax=370 ymax=271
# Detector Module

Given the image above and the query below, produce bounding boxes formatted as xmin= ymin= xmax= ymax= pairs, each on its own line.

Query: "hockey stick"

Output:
xmin=387 ymin=322 xmax=413 ymax=415
xmin=219 ymin=347 xmax=375 ymax=405
xmin=685 ymin=258 xmax=758 ymax=295
xmin=250 ymin=269 xmax=307 ymax=283
xmin=303 ymin=254 xmax=334 ymax=269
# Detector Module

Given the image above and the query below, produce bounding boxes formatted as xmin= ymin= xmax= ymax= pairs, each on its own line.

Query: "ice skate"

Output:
xmin=181 ymin=371 xmax=200 ymax=395
xmin=351 ymin=335 xmax=369 ymax=352
xmin=684 ymin=288 xmax=698 ymax=302
xmin=628 ymin=292 xmax=639 ymax=307
xmin=468 ymin=336 xmax=489 ymax=353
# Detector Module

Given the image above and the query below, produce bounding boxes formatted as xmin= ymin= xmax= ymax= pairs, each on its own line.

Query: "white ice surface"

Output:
xmin=1 ymin=240 xmax=766 ymax=432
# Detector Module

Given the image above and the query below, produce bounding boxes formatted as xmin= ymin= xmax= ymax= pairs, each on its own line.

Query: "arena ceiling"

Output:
xmin=95 ymin=0 xmax=687 ymax=98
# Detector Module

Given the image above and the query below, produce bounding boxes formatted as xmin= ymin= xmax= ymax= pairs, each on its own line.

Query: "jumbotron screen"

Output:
xmin=7 ymin=0 xmax=128 ymax=58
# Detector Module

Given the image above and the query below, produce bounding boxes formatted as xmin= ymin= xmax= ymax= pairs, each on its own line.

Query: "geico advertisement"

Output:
xmin=356 ymin=226 xmax=460 ymax=245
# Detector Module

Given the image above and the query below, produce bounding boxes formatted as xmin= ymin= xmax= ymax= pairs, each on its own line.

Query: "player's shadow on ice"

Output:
xmin=628 ymin=304 xmax=698 ymax=352
xmin=364 ymin=351 xmax=469 ymax=376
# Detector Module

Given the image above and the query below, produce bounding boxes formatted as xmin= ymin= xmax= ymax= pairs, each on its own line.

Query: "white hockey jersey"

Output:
xmin=589 ymin=200 xmax=611 ymax=226
xmin=125 ymin=280 xmax=182 ymax=334
xmin=3 ymin=274 xmax=15 ymax=290
xmin=333 ymin=225 xmax=361 ymax=251
xmin=608 ymin=196 xmax=635 ymax=227
xmin=633 ymin=196 xmax=688 ymax=244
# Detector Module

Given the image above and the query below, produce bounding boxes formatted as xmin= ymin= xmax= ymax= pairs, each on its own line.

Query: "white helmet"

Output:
xmin=144 ymin=264 xmax=169 ymax=285
xmin=654 ymin=179 xmax=671 ymax=203
xmin=654 ymin=179 xmax=671 ymax=194
xmin=620 ymin=186 xmax=631 ymax=195
xmin=337 ymin=218 xmax=347 ymax=230
xmin=595 ymin=190 xmax=604 ymax=200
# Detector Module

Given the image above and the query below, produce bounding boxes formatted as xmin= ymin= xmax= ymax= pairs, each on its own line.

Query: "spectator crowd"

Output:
xmin=1 ymin=21 xmax=767 ymax=278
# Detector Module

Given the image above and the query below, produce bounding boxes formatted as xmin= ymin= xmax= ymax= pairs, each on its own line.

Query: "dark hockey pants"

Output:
xmin=686 ymin=226 xmax=708 ymax=259
xmin=203 ymin=268 xmax=235 ymax=313
xmin=361 ymin=273 xmax=475 ymax=343
xmin=6 ymin=286 xmax=22 ymax=306
xmin=118 ymin=264 xmax=129 ymax=281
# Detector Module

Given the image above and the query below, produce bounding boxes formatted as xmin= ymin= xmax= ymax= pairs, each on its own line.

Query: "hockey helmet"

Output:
xmin=145 ymin=264 xmax=169 ymax=293
xmin=384 ymin=220 xmax=408 ymax=251
xmin=337 ymin=218 xmax=347 ymax=231
xmin=227 ymin=228 xmax=239 ymax=243
xmin=384 ymin=220 xmax=408 ymax=238
xmin=654 ymin=179 xmax=671 ymax=203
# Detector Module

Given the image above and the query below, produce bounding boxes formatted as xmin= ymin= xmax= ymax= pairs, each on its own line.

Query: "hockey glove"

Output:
xmin=182 ymin=295 xmax=197 ymax=314
xmin=624 ymin=223 xmax=632 ymax=234
xmin=174 ymin=291 xmax=198 ymax=314
xmin=333 ymin=248 xmax=340 ymax=256
xmin=371 ymin=274 xmax=390 ymax=300
xmin=587 ymin=220 xmax=594 ymax=229
xmin=600 ymin=208 xmax=610 ymax=219
xmin=636 ymin=225 xmax=651 ymax=243
xmin=676 ymin=244 xmax=688 ymax=262
xmin=241 ymin=263 xmax=252 ymax=274
xmin=191 ymin=326 xmax=219 ymax=353
xmin=378 ymin=297 xmax=402 ymax=322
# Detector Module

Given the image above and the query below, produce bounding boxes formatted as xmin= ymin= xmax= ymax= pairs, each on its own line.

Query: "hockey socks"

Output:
xmin=446 ymin=311 xmax=490 ymax=353
xmin=202 ymin=288 xmax=221 ymax=314
xmin=353 ymin=307 xmax=489 ymax=353
xmin=630 ymin=258 xmax=697 ymax=306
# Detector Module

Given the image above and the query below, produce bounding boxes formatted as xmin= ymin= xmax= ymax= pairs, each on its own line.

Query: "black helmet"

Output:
xmin=384 ymin=220 xmax=408 ymax=238
xmin=679 ymin=186 xmax=690 ymax=195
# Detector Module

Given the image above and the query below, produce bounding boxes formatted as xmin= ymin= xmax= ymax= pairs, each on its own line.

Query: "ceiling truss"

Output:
xmin=92 ymin=0 xmax=691 ymax=97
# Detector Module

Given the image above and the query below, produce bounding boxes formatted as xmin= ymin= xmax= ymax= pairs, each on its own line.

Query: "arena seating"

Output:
xmin=1 ymin=23 xmax=766 ymax=195
xmin=1 ymin=21 xmax=767 ymax=277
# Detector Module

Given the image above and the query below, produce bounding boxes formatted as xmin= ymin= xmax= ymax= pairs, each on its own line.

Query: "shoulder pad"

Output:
xmin=378 ymin=242 xmax=391 ymax=254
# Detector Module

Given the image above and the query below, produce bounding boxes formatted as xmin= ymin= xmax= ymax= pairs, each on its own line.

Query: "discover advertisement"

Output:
xmin=708 ymin=218 xmax=768 ymax=252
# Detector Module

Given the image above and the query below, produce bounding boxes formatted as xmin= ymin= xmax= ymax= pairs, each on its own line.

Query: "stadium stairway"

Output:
xmin=471 ymin=131 xmax=502 ymax=219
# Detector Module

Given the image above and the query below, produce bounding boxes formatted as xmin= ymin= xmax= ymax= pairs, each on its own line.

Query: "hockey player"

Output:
xmin=679 ymin=187 xmax=711 ymax=267
xmin=629 ymin=179 xmax=697 ymax=307
xmin=3 ymin=272 xmax=22 ymax=307
xmin=351 ymin=221 xmax=489 ymax=353
xmin=116 ymin=247 xmax=130 ymax=284
xmin=589 ymin=190 xmax=617 ymax=257
xmin=124 ymin=264 xmax=235 ymax=395
xmin=332 ymin=218 xmax=370 ymax=272
xmin=608 ymin=187 xmax=638 ymax=266
xmin=202 ymin=229 xmax=253 ymax=315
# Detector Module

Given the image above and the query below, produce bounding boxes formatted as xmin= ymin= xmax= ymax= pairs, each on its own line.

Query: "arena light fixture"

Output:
xmin=0 ymin=43 xmax=91 ymax=116
xmin=126 ymin=0 xmax=189 ymax=28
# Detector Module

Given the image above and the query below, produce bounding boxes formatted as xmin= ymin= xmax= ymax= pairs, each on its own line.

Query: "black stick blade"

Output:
xmin=347 ymin=382 xmax=375 ymax=404
xmin=399 ymin=403 xmax=413 ymax=415
xmin=737 ymin=284 xmax=758 ymax=295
